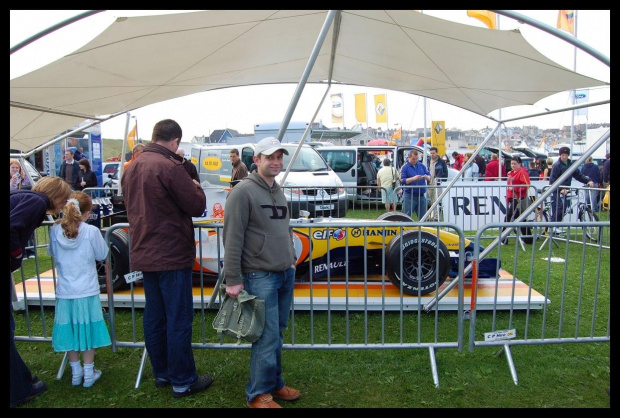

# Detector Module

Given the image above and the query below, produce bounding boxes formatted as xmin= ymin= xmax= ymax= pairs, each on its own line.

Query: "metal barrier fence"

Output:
xmin=469 ymin=220 xmax=610 ymax=385
xmin=12 ymin=190 xmax=609 ymax=389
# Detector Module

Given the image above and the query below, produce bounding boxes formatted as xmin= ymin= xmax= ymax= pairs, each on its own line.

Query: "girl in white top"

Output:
xmin=48 ymin=192 xmax=111 ymax=388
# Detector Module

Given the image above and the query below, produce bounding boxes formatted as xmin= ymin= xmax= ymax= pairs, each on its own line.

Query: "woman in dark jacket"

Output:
xmin=10 ymin=177 xmax=73 ymax=407
xmin=76 ymin=158 xmax=98 ymax=191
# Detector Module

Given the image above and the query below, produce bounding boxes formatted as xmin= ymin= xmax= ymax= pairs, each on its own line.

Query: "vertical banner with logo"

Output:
xmin=127 ymin=124 xmax=138 ymax=150
xmin=466 ymin=10 xmax=497 ymax=30
xmin=431 ymin=121 xmax=446 ymax=156
xmin=354 ymin=93 xmax=367 ymax=123
xmin=557 ymin=10 xmax=575 ymax=35
xmin=331 ymin=93 xmax=344 ymax=124
xmin=374 ymin=94 xmax=387 ymax=124
xmin=574 ymin=89 xmax=588 ymax=116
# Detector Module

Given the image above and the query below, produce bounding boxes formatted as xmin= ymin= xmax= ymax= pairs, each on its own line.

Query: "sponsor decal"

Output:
xmin=312 ymin=228 xmax=346 ymax=240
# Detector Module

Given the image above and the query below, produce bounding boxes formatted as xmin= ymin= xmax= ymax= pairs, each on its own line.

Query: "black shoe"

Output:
xmin=172 ymin=374 xmax=213 ymax=398
xmin=31 ymin=374 xmax=39 ymax=383
xmin=10 ymin=380 xmax=47 ymax=407
xmin=155 ymin=378 xmax=171 ymax=388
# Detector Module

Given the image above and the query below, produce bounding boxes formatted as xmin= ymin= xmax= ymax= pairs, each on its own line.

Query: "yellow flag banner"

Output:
xmin=127 ymin=124 xmax=137 ymax=150
xmin=466 ymin=10 xmax=497 ymax=30
xmin=431 ymin=121 xmax=446 ymax=156
xmin=557 ymin=10 xmax=575 ymax=35
xmin=331 ymin=93 xmax=343 ymax=124
xmin=354 ymin=93 xmax=367 ymax=123
xmin=374 ymin=94 xmax=387 ymax=124
xmin=392 ymin=127 xmax=401 ymax=140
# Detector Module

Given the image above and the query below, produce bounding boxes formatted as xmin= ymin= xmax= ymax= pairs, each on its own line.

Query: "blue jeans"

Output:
xmin=142 ymin=269 xmax=197 ymax=387
xmin=242 ymin=267 xmax=295 ymax=402
xmin=402 ymin=193 xmax=427 ymax=220
xmin=550 ymin=192 xmax=567 ymax=222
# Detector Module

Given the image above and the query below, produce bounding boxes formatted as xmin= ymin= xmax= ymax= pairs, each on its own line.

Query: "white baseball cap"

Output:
xmin=255 ymin=137 xmax=289 ymax=156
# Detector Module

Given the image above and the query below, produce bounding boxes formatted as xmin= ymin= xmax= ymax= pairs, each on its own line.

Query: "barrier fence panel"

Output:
xmin=467 ymin=220 xmax=610 ymax=385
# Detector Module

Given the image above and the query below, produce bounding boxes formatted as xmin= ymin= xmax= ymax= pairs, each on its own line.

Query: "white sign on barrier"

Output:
xmin=484 ymin=328 xmax=516 ymax=342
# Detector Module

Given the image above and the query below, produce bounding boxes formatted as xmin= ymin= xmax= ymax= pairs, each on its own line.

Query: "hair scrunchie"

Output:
xmin=66 ymin=198 xmax=81 ymax=215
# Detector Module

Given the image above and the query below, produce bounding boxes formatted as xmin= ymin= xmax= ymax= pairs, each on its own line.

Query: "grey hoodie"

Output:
xmin=222 ymin=172 xmax=296 ymax=286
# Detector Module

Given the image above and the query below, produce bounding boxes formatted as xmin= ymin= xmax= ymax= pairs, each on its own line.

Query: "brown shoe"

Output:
xmin=272 ymin=385 xmax=301 ymax=401
xmin=247 ymin=394 xmax=282 ymax=408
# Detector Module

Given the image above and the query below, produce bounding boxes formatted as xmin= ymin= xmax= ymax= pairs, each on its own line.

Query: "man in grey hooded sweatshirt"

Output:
xmin=223 ymin=137 xmax=300 ymax=408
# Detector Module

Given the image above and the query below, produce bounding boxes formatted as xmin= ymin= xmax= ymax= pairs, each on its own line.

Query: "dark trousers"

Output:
xmin=10 ymin=272 xmax=35 ymax=406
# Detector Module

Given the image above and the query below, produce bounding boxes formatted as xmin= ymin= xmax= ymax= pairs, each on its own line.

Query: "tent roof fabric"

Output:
xmin=10 ymin=10 xmax=607 ymax=153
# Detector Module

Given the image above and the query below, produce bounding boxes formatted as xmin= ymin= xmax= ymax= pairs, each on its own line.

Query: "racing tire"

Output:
xmin=385 ymin=230 xmax=450 ymax=296
xmin=377 ymin=211 xmax=413 ymax=222
xmin=97 ymin=228 xmax=130 ymax=293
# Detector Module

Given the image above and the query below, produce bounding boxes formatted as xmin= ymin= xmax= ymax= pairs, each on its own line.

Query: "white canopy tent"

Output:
xmin=10 ymin=10 xmax=607 ymax=153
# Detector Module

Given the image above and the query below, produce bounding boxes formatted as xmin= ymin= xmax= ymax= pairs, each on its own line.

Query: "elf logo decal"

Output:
xmin=312 ymin=228 xmax=346 ymax=240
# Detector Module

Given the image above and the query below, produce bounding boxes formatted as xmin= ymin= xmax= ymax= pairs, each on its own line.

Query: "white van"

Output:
xmin=191 ymin=142 xmax=348 ymax=218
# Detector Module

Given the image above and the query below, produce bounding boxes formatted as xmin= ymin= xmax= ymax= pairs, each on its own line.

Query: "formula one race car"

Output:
xmin=99 ymin=212 xmax=500 ymax=296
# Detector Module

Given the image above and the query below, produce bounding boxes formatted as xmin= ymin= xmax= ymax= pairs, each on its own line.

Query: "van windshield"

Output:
xmin=281 ymin=146 xmax=329 ymax=172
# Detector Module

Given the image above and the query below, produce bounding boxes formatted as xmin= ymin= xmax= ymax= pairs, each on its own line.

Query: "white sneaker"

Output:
xmin=72 ymin=372 xmax=83 ymax=386
xmin=83 ymin=370 xmax=102 ymax=388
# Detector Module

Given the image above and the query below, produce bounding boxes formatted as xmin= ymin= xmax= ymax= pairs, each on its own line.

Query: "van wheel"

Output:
xmin=385 ymin=230 xmax=450 ymax=296
xmin=97 ymin=228 xmax=130 ymax=293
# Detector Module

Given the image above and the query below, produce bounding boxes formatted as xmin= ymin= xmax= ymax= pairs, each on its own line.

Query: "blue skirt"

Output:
xmin=52 ymin=295 xmax=111 ymax=352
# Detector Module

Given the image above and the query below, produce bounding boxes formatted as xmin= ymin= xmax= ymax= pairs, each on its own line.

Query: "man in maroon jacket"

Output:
xmin=122 ymin=119 xmax=213 ymax=398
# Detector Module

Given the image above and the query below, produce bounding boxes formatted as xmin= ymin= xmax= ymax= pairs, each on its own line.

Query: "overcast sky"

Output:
xmin=10 ymin=10 xmax=610 ymax=141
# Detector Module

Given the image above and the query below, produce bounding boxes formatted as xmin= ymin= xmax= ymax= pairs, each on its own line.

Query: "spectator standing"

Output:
xmin=581 ymin=156 xmax=601 ymax=210
xmin=10 ymin=159 xmax=32 ymax=191
xmin=548 ymin=147 xmax=594 ymax=233
xmin=451 ymin=151 xmax=464 ymax=171
xmin=73 ymin=146 xmax=86 ymax=161
xmin=484 ymin=153 xmax=507 ymax=181
xmin=540 ymin=158 xmax=553 ymax=181
xmin=376 ymin=158 xmax=398 ymax=213
xmin=462 ymin=153 xmax=479 ymax=181
xmin=527 ymin=161 xmax=541 ymax=181
xmin=501 ymin=156 xmax=531 ymax=244
xmin=10 ymin=176 xmax=73 ymax=407
xmin=427 ymin=146 xmax=448 ymax=221
xmin=223 ymin=137 xmax=300 ymax=408
xmin=59 ymin=149 xmax=80 ymax=189
xmin=48 ymin=192 xmax=111 ymax=388
xmin=175 ymin=149 xmax=200 ymax=182
xmin=602 ymin=153 xmax=610 ymax=187
xmin=76 ymin=159 xmax=98 ymax=191
xmin=121 ymin=119 xmax=213 ymax=398
xmin=10 ymin=159 xmax=35 ymax=258
xmin=229 ymin=148 xmax=248 ymax=188
xmin=474 ymin=154 xmax=486 ymax=179
xmin=123 ymin=143 xmax=146 ymax=170
xmin=401 ymin=149 xmax=431 ymax=219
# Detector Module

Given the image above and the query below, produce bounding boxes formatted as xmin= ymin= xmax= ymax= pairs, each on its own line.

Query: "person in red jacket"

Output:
xmin=484 ymin=153 xmax=507 ymax=181
xmin=501 ymin=156 xmax=531 ymax=244
xmin=451 ymin=151 xmax=464 ymax=171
